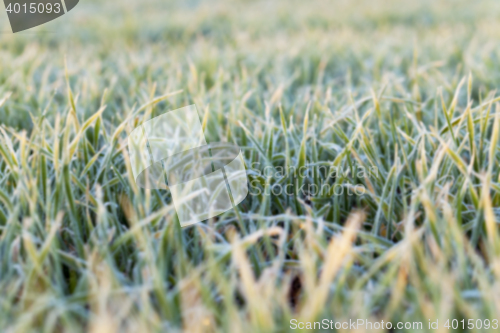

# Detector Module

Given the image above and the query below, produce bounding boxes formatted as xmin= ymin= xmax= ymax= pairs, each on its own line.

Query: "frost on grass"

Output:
xmin=0 ymin=0 xmax=500 ymax=331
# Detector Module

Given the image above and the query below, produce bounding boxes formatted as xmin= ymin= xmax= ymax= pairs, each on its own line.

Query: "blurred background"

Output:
xmin=2 ymin=0 xmax=500 ymax=129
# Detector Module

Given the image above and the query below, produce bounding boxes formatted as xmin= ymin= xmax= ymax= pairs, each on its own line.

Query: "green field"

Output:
xmin=1 ymin=0 xmax=500 ymax=331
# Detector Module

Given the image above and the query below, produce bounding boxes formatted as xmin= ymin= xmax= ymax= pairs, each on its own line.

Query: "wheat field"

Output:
xmin=1 ymin=0 xmax=500 ymax=331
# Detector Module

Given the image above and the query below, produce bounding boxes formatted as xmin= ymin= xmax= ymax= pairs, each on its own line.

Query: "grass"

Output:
xmin=1 ymin=0 xmax=500 ymax=331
